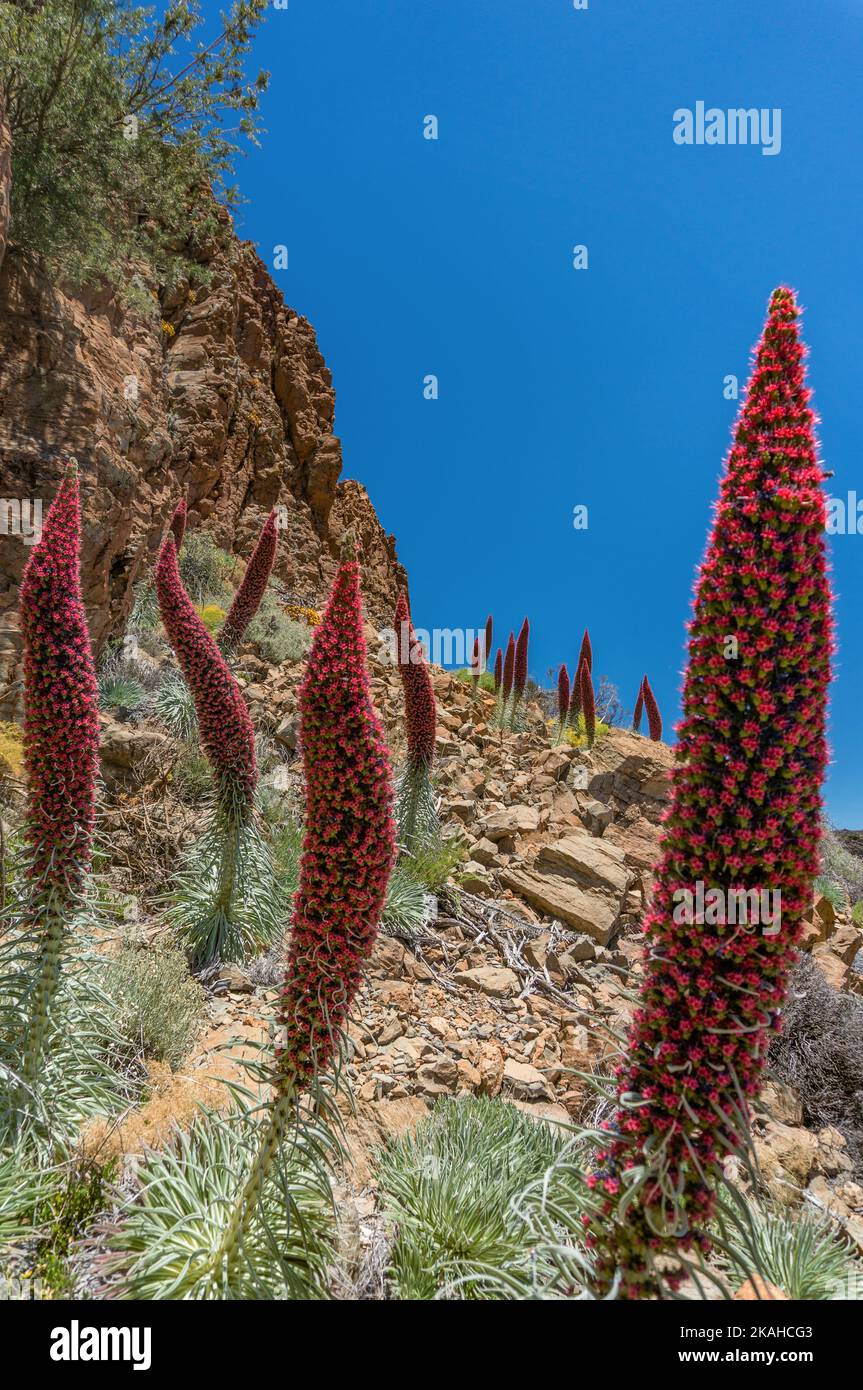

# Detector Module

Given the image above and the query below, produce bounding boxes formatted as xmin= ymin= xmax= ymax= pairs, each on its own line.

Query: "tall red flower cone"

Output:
xmin=590 ymin=289 xmax=833 ymax=1297
xmin=156 ymin=535 xmax=257 ymax=811
xmin=156 ymin=527 xmax=274 ymax=965
xmin=632 ymin=678 xmax=645 ymax=734
xmin=470 ymin=635 xmax=482 ymax=696
xmin=219 ymin=509 xmax=279 ymax=655
xmin=578 ymin=628 xmax=592 ymax=673
xmin=20 ymin=463 xmax=99 ymax=899
xmin=484 ymin=615 xmax=493 ymax=673
xmin=277 ymin=555 xmax=396 ymax=1087
xmin=393 ymin=590 xmax=436 ymax=771
xmin=212 ymin=552 xmax=397 ymax=1281
xmin=581 ymin=660 xmax=596 ymax=747
xmin=17 ymin=462 xmax=100 ymax=1088
xmin=568 ymin=656 xmax=586 ymax=726
xmin=502 ymin=633 xmax=515 ymax=702
xmin=169 ymin=497 xmax=187 ymax=550
xmin=557 ymin=664 xmax=570 ymax=726
xmin=513 ymin=618 xmax=529 ymax=704
xmin=393 ymin=590 xmax=437 ymax=849
xmin=493 ymin=648 xmax=503 ymax=694
xmin=642 ymin=674 xmax=662 ymax=742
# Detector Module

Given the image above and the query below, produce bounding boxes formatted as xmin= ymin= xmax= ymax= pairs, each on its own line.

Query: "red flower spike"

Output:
xmin=484 ymin=615 xmax=493 ymax=673
xmin=513 ymin=618 xmax=529 ymax=700
xmin=394 ymin=591 xmax=436 ymax=770
xmin=155 ymin=533 xmax=258 ymax=809
xmin=277 ymin=558 xmax=396 ymax=1086
xmin=219 ymin=509 xmax=279 ymax=654
xmin=591 ymin=289 xmax=833 ymax=1296
xmin=493 ymin=647 xmax=503 ymax=694
xmin=578 ymin=628 xmax=593 ymax=673
xmin=632 ymin=679 xmax=645 ymax=734
xmin=169 ymin=498 xmax=187 ymax=551
xmin=569 ymin=656 xmax=586 ymax=725
xmin=502 ymin=633 xmax=515 ymax=702
xmin=471 ymin=635 xmax=481 ymax=694
xmin=20 ymin=464 xmax=99 ymax=897
xmin=642 ymin=674 xmax=662 ymax=742
xmin=581 ymin=660 xmax=596 ymax=746
xmin=557 ymin=665 xmax=570 ymax=725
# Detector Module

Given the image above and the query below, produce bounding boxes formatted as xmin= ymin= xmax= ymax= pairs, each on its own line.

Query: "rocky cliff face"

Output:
xmin=0 ymin=185 xmax=404 ymax=715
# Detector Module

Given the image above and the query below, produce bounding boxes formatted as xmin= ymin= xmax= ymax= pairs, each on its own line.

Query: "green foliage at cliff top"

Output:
xmin=0 ymin=0 xmax=268 ymax=298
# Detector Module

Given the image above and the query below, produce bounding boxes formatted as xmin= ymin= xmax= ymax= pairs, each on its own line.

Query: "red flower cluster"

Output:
xmin=591 ymin=289 xmax=833 ymax=1296
xmin=502 ymin=633 xmax=515 ymax=702
xmin=493 ymin=648 xmax=503 ymax=694
xmin=219 ymin=510 xmax=279 ymax=654
xmin=632 ymin=679 xmax=644 ymax=733
xmin=642 ymin=674 xmax=662 ymax=742
xmin=277 ymin=558 xmax=396 ymax=1086
xmin=393 ymin=591 xmax=436 ymax=769
xmin=155 ymin=532 xmax=258 ymax=809
xmin=471 ymin=635 xmax=482 ymax=693
xmin=581 ymin=661 xmax=596 ymax=746
xmin=557 ymin=665 xmax=570 ymax=724
xmin=19 ymin=465 xmax=99 ymax=896
xmin=169 ymin=498 xmax=187 ymax=550
xmin=568 ymin=656 xmax=586 ymax=725
xmin=513 ymin=618 xmax=529 ymax=700
xmin=578 ymin=628 xmax=592 ymax=673
xmin=484 ymin=615 xmax=493 ymax=672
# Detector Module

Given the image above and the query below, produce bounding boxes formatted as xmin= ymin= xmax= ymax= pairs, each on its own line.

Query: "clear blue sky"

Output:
xmin=229 ymin=0 xmax=862 ymax=825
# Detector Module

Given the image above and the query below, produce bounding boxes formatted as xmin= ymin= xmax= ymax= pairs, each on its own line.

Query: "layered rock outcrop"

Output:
xmin=0 ymin=195 xmax=404 ymax=715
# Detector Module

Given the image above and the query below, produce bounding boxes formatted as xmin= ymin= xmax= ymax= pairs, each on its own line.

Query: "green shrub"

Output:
xmin=382 ymin=862 xmax=431 ymax=940
xmin=171 ymin=747 xmax=212 ymax=803
xmin=34 ymin=1160 xmax=117 ymax=1296
xmin=454 ymin=668 xmax=495 ymax=693
xmin=0 ymin=0 xmax=268 ymax=296
xmin=815 ymin=876 xmax=846 ymax=911
xmin=97 ymin=673 xmax=147 ymax=717
xmin=155 ymin=673 xmax=198 ymax=742
xmin=405 ymin=831 xmax=466 ymax=893
xmin=107 ymin=1106 xmax=335 ymax=1300
xmin=196 ymin=603 xmax=226 ymax=635
xmin=554 ymin=713 xmax=610 ymax=748
xmin=102 ymin=945 xmax=206 ymax=1070
xmin=128 ymin=581 xmax=161 ymax=636
xmin=245 ymin=594 xmax=313 ymax=665
xmin=819 ymin=827 xmax=863 ymax=908
xmin=178 ymin=533 xmax=236 ymax=606
xmin=271 ymin=819 xmax=304 ymax=903
xmin=717 ymin=1205 xmax=858 ymax=1301
xmin=377 ymin=1096 xmax=565 ymax=1300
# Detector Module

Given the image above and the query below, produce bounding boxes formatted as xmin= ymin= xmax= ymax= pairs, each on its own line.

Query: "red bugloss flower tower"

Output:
xmin=581 ymin=660 xmax=596 ymax=747
xmin=502 ymin=633 xmax=515 ymax=703
xmin=17 ymin=463 xmax=100 ymax=1087
xmin=642 ymin=675 xmax=662 ymax=742
xmin=392 ymin=590 xmax=437 ymax=851
xmin=590 ymin=289 xmax=833 ymax=1297
xmin=156 ymin=535 xmax=258 ymax=811
xmin=20 ymin=465 xmax=99 ymax=899
xmin=513 ymin=618 xmax=529 ymax=704
xmin=632 ymin=678 xmax=645 ymax=734
xmin=557 ymin=664 xmax=570 ymax=728
xmin=155 ymin=525 xmax=274 ymax=965
xmin=277 ymin=556 xmax=396 ymax=1086
xmin=219 ymin=509 xmax=279 ymax=655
